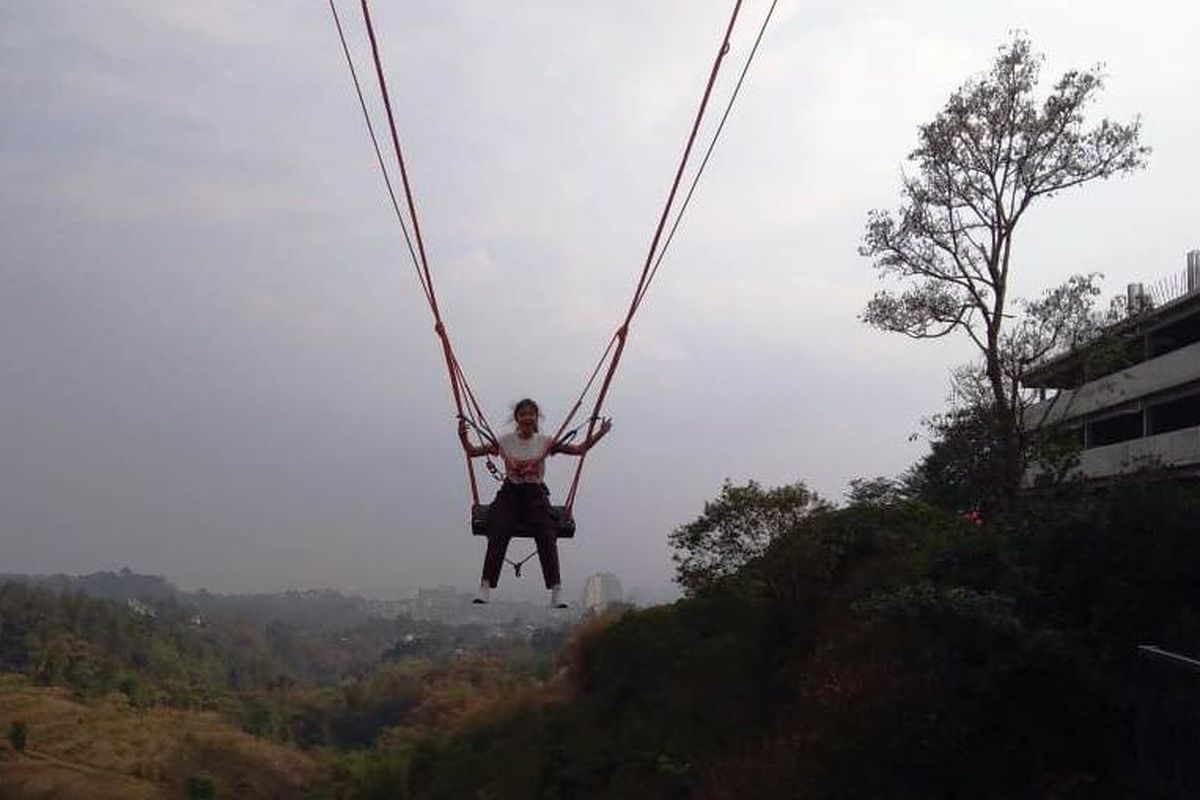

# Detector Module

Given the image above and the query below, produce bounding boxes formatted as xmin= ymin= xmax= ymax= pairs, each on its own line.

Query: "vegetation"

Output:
xmin=8 ymin=719 xmax=27 ymax=752
xmin=0 ymin=569 xmax=375 ymax=631
xmin=0 ymin=679 xmax=317 ymax=799
xmin=379 ymin=480 xmax=1200 ymax=798
xmin=860 ymin=33 xmax=1149 ymax=499
xmin=0 ymin=31 xmax=1183 ymax=800
xmin=3 ymin=451 xmax=1195 ymax=798
xmin=0 ymin=577 xmax=566 ymax=797
xmin=668 ymin=479 xmax=827 ymax=593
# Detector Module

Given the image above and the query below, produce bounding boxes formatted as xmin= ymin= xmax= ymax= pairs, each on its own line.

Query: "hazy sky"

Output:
xmin=2 ymin=0 xmax=1197 ymax=601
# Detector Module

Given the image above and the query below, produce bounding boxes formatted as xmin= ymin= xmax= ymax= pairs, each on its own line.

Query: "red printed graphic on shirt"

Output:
xmin=498 ymin=432 xmax=551 ymax=483
xmin=504 ymin=455 xmax=544 ymax=483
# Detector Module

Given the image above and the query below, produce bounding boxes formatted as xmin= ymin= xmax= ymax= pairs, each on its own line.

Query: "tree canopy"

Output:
xmin=668 ymin=480 xmax=826 ymax=593
xmin=861 ymin=34 xmax=1149 ymax=498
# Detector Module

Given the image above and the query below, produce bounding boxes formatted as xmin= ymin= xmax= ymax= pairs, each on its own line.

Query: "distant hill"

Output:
xmin=0 ymin=569 xmax=371 ymax=632
xmin=0 ymin=572 xmax=574 ymax=798
xmin=0 ymin=569 xmax=175 ymax=604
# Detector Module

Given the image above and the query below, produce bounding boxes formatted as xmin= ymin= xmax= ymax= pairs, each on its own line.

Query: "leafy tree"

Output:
xmin=905 ymin=276 xmax=1127 ymax=506
xmin=844 ymin=476 xmax=906 ymax=508
xmin=903 ymin=406 xmax=1006 ymax=513
xmin=861 ymin=34 xmax=1148 ymax=500
xmin=669 ymin=480 xmax=826 ymax=593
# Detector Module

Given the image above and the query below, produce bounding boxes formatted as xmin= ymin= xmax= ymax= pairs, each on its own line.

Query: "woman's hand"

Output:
xmin=457 ymin=418 xmax=474 ymax=451
xmin=586 ymin=417 xmax=613 ymax=448
xmin=459 ymin=419 xmax=497 ymax=458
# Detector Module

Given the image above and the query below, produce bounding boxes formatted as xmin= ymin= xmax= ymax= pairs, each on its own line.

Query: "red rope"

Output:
xmin=359 ymin=0 xmax=497 ymax=503
xmin=328 ymin=0 xmax=433 ymax=310
xmin=548 ymin=328 xmax=622 ymax=448
xmin=360 ymin=2 xmax=438 ymax=319
xmin=337 ymin=0 xmax=766 ymax=513
xmin=562 ymin=1 xmax=744 ymax=510
xmin=637 ymin=0 xmax=780 ymax=313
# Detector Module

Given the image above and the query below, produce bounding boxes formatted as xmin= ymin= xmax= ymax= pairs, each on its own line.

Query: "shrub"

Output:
xmin=8 ymin=720 xmax=28 ymax=752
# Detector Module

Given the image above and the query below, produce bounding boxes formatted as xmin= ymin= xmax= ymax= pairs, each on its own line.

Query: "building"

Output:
xmin=580 ymin=572 xmax=624 ymax=614
xmin=1022 ymin=250 xmax=1200 ymax=482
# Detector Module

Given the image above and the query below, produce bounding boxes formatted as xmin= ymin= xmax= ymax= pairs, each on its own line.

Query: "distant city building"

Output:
xmin=581 ymin=572 xmax=623 ymax=613
xmin=417 ymin=585 xmax=461 ymax=604
xmin=409 ymin=585 xmax=472 ymax=624
xmin=1023 ymin=250 xmax=1200 ymax=483
xmin=374 ymin=584 xmax=577 ymax=627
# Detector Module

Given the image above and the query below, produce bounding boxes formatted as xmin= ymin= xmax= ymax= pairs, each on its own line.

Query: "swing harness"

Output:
xmin=329 ymin=0 xmax=778 ymax=557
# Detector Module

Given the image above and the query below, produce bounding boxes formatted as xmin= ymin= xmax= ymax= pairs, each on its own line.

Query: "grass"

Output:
xmin=0 ymin=675 xmax=318 ymax=799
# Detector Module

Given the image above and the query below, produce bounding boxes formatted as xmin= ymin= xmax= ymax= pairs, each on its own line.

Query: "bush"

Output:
xmin=8 ymin=720 xmax=27 ymax=752
xmin=185 ymin=774 xmax=216 ymax=799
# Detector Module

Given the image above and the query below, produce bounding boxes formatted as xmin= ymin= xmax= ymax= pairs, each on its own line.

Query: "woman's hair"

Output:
xmin=512 ymin=398 xmax=541 ymax=425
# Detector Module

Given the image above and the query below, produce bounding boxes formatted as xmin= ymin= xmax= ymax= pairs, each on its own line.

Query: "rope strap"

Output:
xmin=506 ymin=550 xmax=539 ymax=578
xmin=333 ymin=0 xmax=777 ymax=513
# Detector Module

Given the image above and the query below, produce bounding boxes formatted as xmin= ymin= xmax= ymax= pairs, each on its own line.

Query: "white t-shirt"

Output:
xmin=498 ymin=431 xmax=553 ymax=484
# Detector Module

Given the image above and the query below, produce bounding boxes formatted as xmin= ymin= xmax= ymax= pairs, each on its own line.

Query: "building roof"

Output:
xmin=1023 ymin=285 xmax=1200 ymax=390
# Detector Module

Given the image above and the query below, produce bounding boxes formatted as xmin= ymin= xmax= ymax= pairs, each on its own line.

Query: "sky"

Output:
xmin=2 ymin=0 xmax=1198 ymax=602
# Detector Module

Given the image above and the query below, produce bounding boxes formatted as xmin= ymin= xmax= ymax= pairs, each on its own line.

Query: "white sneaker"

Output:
xmin=549 ymin=585 xmax=568 ymax=609
xmin=473 ymin=582 xmax=490 ymax=604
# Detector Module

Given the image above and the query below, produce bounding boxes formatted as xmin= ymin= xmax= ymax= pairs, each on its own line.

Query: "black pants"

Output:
xmin=481 ymin=481 xmax=561 ymax=589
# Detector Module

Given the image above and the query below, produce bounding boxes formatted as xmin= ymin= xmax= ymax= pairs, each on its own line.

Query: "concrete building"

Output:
xmin=580 ymin=572 xmax=624 ymax=614
xmin=1023 ymin=250 xmax=1200 ymax=482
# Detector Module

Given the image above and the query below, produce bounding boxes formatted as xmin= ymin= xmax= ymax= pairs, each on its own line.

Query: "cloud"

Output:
xmin=2 ymin=0 xmax=1197 ymax=596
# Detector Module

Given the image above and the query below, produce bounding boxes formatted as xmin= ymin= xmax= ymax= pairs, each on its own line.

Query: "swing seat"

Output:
xmin=471 ymin=504 xmax=576 ymax=539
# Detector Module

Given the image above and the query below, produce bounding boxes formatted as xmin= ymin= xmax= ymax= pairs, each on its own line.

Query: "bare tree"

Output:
xmin=861 ymin=34 xmax=1149 ymax=500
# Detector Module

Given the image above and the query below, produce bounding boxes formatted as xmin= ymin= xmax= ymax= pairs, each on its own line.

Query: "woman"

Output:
xmin=458 ymin=398 xmax=612 ymax=608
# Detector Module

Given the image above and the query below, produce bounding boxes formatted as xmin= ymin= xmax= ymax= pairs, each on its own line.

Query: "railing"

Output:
xmin=1137 ymin=645 xmax=1200 ymax=798
xmin=1025 ymin=268 xmax=1198 ymax=377
xmin=1144 ymin=270 xmax=1195 ymax=309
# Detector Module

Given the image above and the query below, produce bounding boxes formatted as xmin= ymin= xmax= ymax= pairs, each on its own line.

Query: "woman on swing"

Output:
xmin=458 ymin=398 xmax=612 ymax=608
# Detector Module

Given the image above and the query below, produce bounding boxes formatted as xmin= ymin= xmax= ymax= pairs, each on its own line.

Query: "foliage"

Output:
xmin=0 ymin=681 xmax=319 ymax=798
xmin=185 ymin=774 xmax=217 ymax=800
xmin=405 ymin=583 xmax=774 ymax=799
xmin=0 ymin=569 xmax=376 ymax=633
xmin=902 ymin=404 xmax=1006 ymax=513
xmin=861 ymin=33 xmax=1148 ymax=498
xmin=0 ymin=582 xmax=282 ymax=709
xmin=394 ymin=479 xmax=1200 ymax=798
xmin=844 ymin=475 xmax=906 ymax=507
xmin=6 ymin=476 xmax=1199 ymax=798
xmin=8 ymin=719 xmax=27 ymax=752
xmin=668 ymin=479 xmax=827 ymax=593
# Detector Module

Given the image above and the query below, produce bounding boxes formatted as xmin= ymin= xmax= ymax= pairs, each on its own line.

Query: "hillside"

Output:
xmin=2 ymin=480 xmax=1197 ymax=798
xmin=0 ymin=580 xmax=563 ymax=798
xmin=0 ymin=677 xmax=317 ymax=799
xmin=0 ymin=570 xmax=373 ymax=632
xmin=387 ymin=481 xmax=1200 ymax=798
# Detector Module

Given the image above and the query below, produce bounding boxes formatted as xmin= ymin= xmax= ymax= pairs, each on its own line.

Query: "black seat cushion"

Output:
xmin=471 ymin=504 xmax=576 ymax=538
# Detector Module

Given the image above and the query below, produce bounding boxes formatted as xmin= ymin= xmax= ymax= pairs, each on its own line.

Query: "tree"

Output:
xmin=844 ymin=476 xmax=906 ymax=508
xmin=861 ymin=34 xmax=1149 ymax=500
xmin=669 ymin=480 xmax=826 ymax=593
xmin=902 ymin=405 xmax=1006 ymax=513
